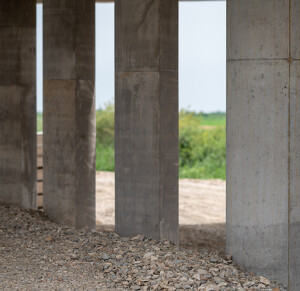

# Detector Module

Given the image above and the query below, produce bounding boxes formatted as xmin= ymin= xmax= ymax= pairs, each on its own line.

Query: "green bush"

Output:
xmin=95 ymin=103 xmax=115 ymax=172
xmin=96 ymin=103 xmax=114 ymax=146
xmin=178 ymin=110 xmax=226 ymax=179
xmin=38 ymin=105 xmax=226 ymax=179
xmin=94 ymin=107 xmax=226 ymax=179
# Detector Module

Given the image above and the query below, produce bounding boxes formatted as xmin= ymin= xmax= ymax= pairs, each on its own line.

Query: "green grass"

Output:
xmin=201 ymin=113 xmax=226 ymax=127
xmin=181 ymin=110 xmax=226 ymax=127
xmin=95 ymin=145 xmax=114 ymax=171
xmin=36 ymin=106 xmax=226 ymax=180
xmin=37 ymin=113 xmax=43 ymax=132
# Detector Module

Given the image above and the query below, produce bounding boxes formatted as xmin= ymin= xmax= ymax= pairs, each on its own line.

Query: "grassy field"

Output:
xmin=37 ymin=107 xmax=226 ymax=180
xmin=198 ymin=113 xmax=226 ymax=127
xmin=37 ymin=113 xmax=43 ymax=132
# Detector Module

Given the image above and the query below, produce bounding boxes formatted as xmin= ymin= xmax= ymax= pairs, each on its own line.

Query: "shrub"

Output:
xmin=96 ymin=103 xmax=114 ymax=146
xmin=90 ymin=106 xmax=226 ymax=179
xmin=179 ymin=110 xmax=226 ymax=179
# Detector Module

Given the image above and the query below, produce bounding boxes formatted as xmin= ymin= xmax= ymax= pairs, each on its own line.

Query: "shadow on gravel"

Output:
xmin=179 ymin=223 xmax=225 ymax=256
xmin=96 ymin=223 xmax=226 ymax=256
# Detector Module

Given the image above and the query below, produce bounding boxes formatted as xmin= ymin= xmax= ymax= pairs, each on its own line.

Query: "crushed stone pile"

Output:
xmin=0 ymin=202 xmax=285 ymax=290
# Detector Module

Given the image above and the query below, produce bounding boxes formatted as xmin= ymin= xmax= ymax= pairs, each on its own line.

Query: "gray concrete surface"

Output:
xmin=289 ymin=2 xmax=300 ymax=289
xmin=0 ymin=0 xmax=36 ymax=209
xmin=227 ymin=0 xmax=299 ymax=288
xmin=115 ymin=0 xmax=179 ymax=244
xmin=43 ymin=0 xmax=95 ymax=229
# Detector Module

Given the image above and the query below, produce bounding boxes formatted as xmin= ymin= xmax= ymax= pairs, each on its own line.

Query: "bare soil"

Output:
xmin=96 ymin=171 xmax=226 ymax=255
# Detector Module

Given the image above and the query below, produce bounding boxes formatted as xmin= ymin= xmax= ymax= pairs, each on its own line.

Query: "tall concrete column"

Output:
xmin=43 ymin=0 xmax=95 ymax=229
xmin=115 ymin=0 xmax=179 ymax=244
xmin=227 ymin=0 xmax=300 ymax=288
xmin=0 ymin=1 xmax=36 ymax=209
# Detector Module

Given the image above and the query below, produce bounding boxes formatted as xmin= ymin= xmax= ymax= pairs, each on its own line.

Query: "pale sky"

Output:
xmin=36 ymin=2 xmax=226 ymax=113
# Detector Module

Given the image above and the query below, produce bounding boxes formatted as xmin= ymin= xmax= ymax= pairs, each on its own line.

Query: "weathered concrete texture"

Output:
xmin=291 ymin=0 xmax=300 ymax=60
xmin=227 ymin=0 xmax=289 ymax=60
xmin=289 ymin=60 xmax=300 ymax=290
xmin=0 ymin=0 xmax=36 ymax=209
xmin=115 ymin=0 xmax=179 ymax=244
xmin=289 ymin=5 xmax=300 ymax=289
xmin=227 ymin=60 xmax=289 ymax=284
xmin=227 ymin=0 xmax=299 ymax=288
xmin=43 ymin=0 xmax=95 ymax=229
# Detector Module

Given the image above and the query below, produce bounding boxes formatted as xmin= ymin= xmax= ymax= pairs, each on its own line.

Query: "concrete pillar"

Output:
xmin=227 ymin=0 xmax=300 ymax=288
xmin=0 ymin=1 xmax=36 ymax=208
xmin=43 ymin=0 xmax=95 ymax=229
xmin=115 ymin=0 xmax=179 ymax=244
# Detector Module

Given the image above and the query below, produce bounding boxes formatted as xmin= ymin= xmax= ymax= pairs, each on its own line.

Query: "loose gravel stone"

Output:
xmin=0 ymin=202 xmax=286 ymax=290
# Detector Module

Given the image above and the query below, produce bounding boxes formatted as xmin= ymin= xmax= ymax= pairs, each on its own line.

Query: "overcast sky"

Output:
xmin=36 ymin=2 xmax=226 ymax=113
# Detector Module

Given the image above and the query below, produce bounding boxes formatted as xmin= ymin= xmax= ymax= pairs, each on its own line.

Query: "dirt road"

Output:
xmin=96 ymin=171 xmax=226 ymax=255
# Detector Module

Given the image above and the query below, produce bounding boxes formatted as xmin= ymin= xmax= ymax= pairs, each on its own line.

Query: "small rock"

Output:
xmin=196 ymin=268 xmax=208 ymax=275
xmin=243 ymin=281 xmax=256 ymax=288
xmin=166 ymin=271 xmax=174 ymax=279
xmin=202 ymin=274 xmax=212 ymax=279
xmin=219 ymin=271 xmax=229 ymax=278
xmin=225 ymin=254 xmax=232 ymax=260
xmin=70 ymin=254 xmax=79 ymax=260
xmin=213 ymin=276 xmax=223 ymax=284
xmin=45 ymin=236 xmax=53 ymax=242
xmin=131 ymin=234 xmax=145 ymax=241
xmin=218 ymin=282 xmax=228 ymax=288
xmin=101 ymin=252 xmax=110 ymax=260
xmin=162 ymin=240 xmax=171 ymax=246
xmin=260 ymin=276 xmax=270 ymax=285
xmin=143 ymin=252 xmax=154 ymax=260
xmin=192 ymin=273 xmax=200 ymax=280
xmin=150 ymin=256 xmax=158 ymax=261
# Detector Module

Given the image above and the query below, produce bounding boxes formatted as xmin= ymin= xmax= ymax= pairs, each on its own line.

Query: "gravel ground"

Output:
xmin=96 ymin=172 xmax=226 ymax=255
xmin=0 ymin=202 xmax=285 ymax=290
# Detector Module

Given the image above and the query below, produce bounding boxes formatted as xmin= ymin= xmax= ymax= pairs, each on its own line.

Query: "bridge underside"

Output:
xmin=0 ymin=0 xmax=299 ymax=289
